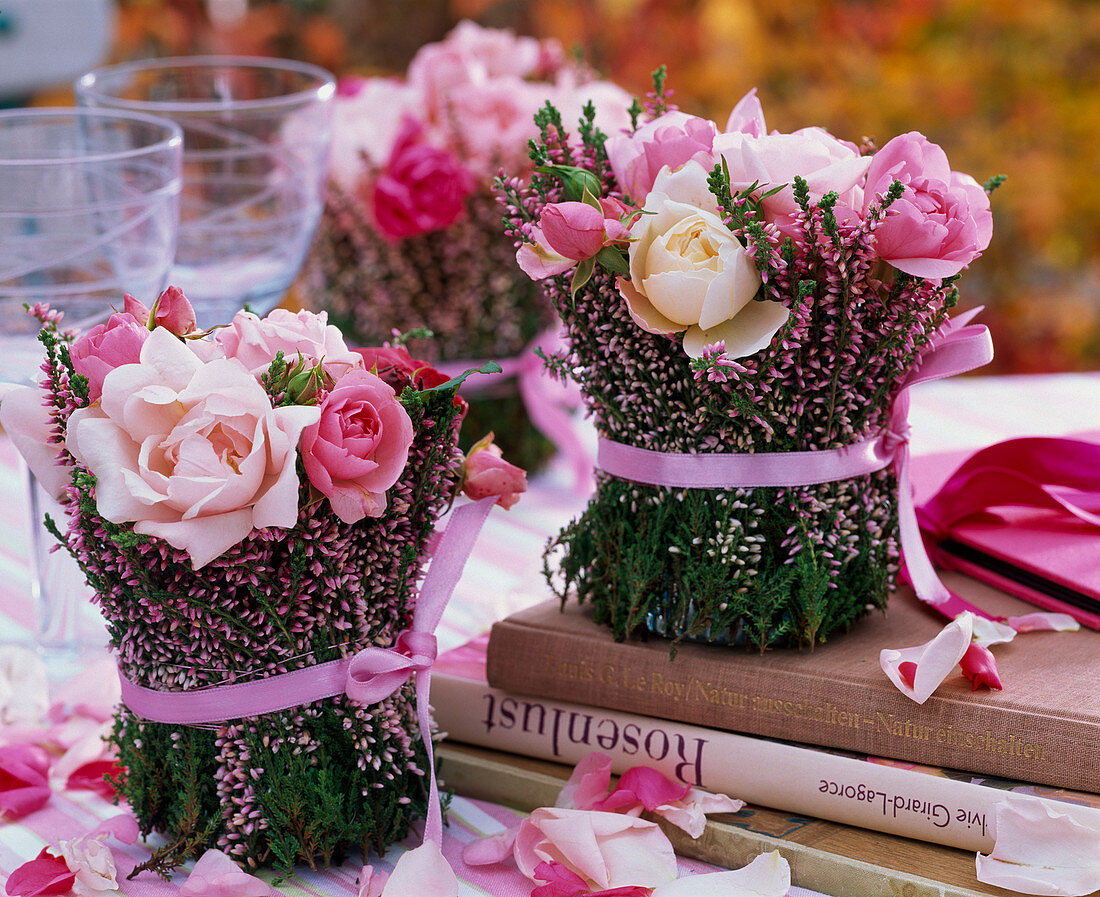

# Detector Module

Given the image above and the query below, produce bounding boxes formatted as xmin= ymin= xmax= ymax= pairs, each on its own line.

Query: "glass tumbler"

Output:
xmin=76 ymin=55 xmax=336 ymax=327
xmin=0 ymin=107 xmax=182 ymax=674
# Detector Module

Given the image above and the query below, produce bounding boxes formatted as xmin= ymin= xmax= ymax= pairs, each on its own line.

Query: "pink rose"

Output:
xmin=330 ymin=77 xmax=420 ymax=190
xmin=301 ymin=369 xmax=414 ymax=524
xmin=864 ymin=131 xmax=993 ymax=279
xmin=69 ymin=312 xmax=148 ymax=401
xmin=65 ymin=328 xmax=320 ymax=569
xmin=355 ymin=345 xmax=450 ymax=392
xmin=0 ymin=744 xmax=51 ymax=819
xmin=513 ymin=807 xmax=677 ymax=891
xmin=151 ymin=285 xmax=197 ymax=336
xmin=713 ymin=126 xmax=871 ymax=224
xmin=462 ymin=434 xmax=527 ymax=510
xmin=606 ymin=111 xmax=719 ymax=202
xmin=216 ymin=308 xmax=363 ymax=382
xmin=540 ymin=202 xmax=609 ymax=260
xmin=0 ymin=385 xmax=69 ymax=502
xmin=441 ymin=77 xmax=549 ymax=177
xmin=371 ymin=118 xmax=474 ymax=241
xmin=122 ymin=293 xmax=151 ymax=327
xmin=724 ymin=87 xmax=767 ymax=137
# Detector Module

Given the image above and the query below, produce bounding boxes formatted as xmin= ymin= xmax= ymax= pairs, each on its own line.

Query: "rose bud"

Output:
xmin=462 ymin=433 xmax=527 ymax=510
xmin=152 ymin=286 xmax=198 ymax=336
xmin=959 ymin=642 xmax=1003 ymax=691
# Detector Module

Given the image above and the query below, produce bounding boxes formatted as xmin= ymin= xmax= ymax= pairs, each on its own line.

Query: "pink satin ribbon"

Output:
xmin=439 ymin=329 xmax=594 ymax=494
xmin=596 ymin=310 xmax=996 ymax=621
xmin=118 ymin=495 xmax=497 ymax=847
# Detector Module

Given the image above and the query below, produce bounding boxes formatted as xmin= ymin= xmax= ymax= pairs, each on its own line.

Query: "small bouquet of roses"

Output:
xmin=502 ymin=72 xmax=996 ymax=649
xmin=301 ymin=20 xmax=632 ymax=474
xmin=0 ymin=288 xmax=525 ymax=870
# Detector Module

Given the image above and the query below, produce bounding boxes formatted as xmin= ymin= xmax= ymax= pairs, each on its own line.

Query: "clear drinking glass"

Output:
xmin=0 ymin=107 xmax=182 ymax=673
xmin=76 ymin=55 xmax=336 ymax=327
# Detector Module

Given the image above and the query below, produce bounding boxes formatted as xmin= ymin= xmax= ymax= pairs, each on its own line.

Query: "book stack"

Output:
xmin=433 ymin=571 xmax=1100 ymax=896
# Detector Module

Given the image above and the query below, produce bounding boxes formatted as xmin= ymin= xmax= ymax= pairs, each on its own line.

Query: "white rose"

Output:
xmin=60 ymin=836 xmax=118 ymax=896
xmin=618 ymin=161 xmax=788 ymax=358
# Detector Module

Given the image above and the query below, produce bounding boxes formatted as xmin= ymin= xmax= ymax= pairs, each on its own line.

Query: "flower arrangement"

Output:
xmin=0 ymin=288 xmax=524 ymax=871
xmin=501 ymin=72 xmax=997 ymax=649
xmin=301 ymin=20 xmax=632 ymax=473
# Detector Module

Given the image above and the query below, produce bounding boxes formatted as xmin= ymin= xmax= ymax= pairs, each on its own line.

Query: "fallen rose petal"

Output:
xmin=976 ymin=796 xmax=1100 ymax=896
xmin=179 ymin=849 xmax=276 ymax=897
xmin=556 ymin=752 xmax=613 ymax=810
xmin=650 ymin=850 xmax=791 ymax=897
xmin=0 ymin=743 xmax=52 ymax=818
xmin=51 ymin=721 xmax=113 ymax=786
xmin=513 ymin=807 xmax=677 ymax=890
xmin=461 ymin=826 xmax=518 ymax=865
xmin=5 ymin=848 xmax=76 ymax=897
xmin=592 ymin=766 xmax=689 ymax=814
xmin=1008 ymin=613 xmax=1081 ymax=633
xmin=970 ymin=616 xmax=1017 ymax=647
xmin=66 ymin=759 xmax=124 ymax=798
xmin=532 ymin=860 xmax=651 ymax=897
xmin=376 ymin=841 xmax=459 ymax=897
xmin=653 ymin=788 xmax=745 ymax=839
xmin=358 ymin=864 xmax=387 ymax=897
xmin=959 ymin=643 xmax=1003 ymax=691
xmin=880 ymin=612 xmax=974 ymax=704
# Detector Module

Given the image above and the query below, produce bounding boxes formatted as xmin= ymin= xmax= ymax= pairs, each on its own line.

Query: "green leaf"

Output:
xmin=594 ymin=245 xmax=629 ymax=276
xmin=535 ymin=164 xmax=602 ymax=202
xmin=425 ymin=361 xmax=503 ymax=393
xmin=571 ymin=257 xmax=596 ymax=296
xmin=580 ymin=185 xmax=603 ymax=211
xmin=983 ymin=174 xmax=1007 ymax=194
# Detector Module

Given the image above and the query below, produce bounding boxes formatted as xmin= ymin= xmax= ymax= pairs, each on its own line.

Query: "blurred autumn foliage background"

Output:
xmin=105 ymin=0 xmax=1100 ymax=373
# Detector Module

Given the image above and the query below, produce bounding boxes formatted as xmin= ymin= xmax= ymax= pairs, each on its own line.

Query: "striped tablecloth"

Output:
xmin=1 ymin=372 xmax=1098 ymax=895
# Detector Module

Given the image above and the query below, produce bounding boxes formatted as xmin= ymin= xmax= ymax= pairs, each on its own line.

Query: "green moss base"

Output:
xmin=546 ymin=469 xmax=900 ymax=651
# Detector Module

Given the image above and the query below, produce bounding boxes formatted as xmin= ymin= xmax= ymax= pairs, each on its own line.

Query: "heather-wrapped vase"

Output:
xmin=301 ymin=20 xmax=632 ymax=474
xmin=504 ymin=84 xmax=993 ymax=649
xmin=7 ymin=300 xmax=474 ymax=871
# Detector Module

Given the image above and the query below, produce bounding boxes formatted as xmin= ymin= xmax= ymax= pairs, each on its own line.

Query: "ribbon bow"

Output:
xmin=595 ymin=309 xmax=996 ymax=622
xmin=117 ymin=496 xmax=497 ymax=849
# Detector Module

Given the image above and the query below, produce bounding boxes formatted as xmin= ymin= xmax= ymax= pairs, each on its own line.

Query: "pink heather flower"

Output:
xmin=151 ymin=285 xmax=197 ymax=336
xmin=959 ymin=642 xmax=1003 ymax=691
xmin=462 ymin=433 xmax=527 ymax=509
xmin=0 ymin=744 xmax=51 ymax=819
xmin=300 ymin=369 xmax=414 ymax=524
xmin=65 ymin=328 xmax=320 ymax=569
xmin=370 ymin=117 xmax=474 ymax=241
xmin=179 ymin=849 xmax=276 ymax=897
xmin=606 ymin=110 xmax=719 ymax=202
xmin=5 ymin=847 xmax=75 ymax=897
xmin=216 ymin=307 xmax=364 ymax=382
xmin=864 ymin=131 xmax=993 ymax=280
xmin=69 ymin=312 xmax=149 ymax=402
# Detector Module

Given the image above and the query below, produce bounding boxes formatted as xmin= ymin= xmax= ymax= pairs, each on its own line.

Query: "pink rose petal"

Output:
xmin=0 ymin=386 xmax=69 ymax=502
xmin=0 ymin=743 xmax=52 ymax=819
xmin=377 ymin=841 xmax=459 ymax=897
xmin=556 ymin=752 xmax=614 ymax=810
xmin=532 ymin=860 xmax=651 ymax=897
xmin=513 ymin=807 xmax=677 ymax=890
xmin=65 ymin=759 xmax=124 ymax=798
xmin=1008 ymin=613 xmax=1081 ymax=633
xmin=461 ymin=826 xmax=519 ymax=866
xmin=593 ymin=766 xmax=690 ymax=814
xmin=880 ymin=612 xmax=974 ymax=704
xmin=653 ymin=788 xmax=744 ymax=840
xmin=180 ymin=849 xmax=276 ymax=897
xmin=5 ymin=848 xmax=76 ymax=897
xmin=651 ymin=850 xmax=791 ymax=897
xmin=357 ymin=864 xmax=388 ymax=897
xmin=976 ymin=796 xmax=1100 ymax=896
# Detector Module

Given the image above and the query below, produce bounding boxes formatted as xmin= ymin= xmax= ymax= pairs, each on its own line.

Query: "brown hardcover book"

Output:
xmin=485 ymin=573 xmax=1100 ymax=793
